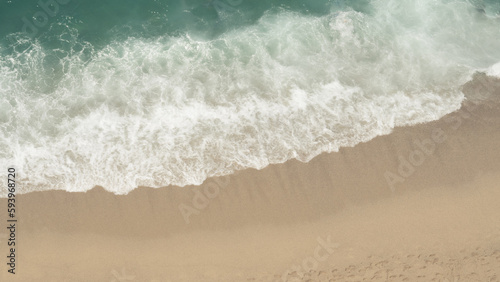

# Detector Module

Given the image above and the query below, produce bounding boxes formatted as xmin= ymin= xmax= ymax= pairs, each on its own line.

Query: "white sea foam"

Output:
xmin=1 ymin=0 xmax=500 ymax=195
xmin=486 ymin=62 xmax=500 ymax=78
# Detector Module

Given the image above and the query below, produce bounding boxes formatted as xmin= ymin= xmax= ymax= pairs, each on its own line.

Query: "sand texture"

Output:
xmin=1 ymin=101 xmax=499 ymax=281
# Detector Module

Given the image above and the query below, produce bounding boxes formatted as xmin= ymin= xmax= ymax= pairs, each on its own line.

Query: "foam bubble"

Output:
xmin=487 ymin=62 xmax=500 ymax=78
xmin=1 ymin=0 xmax=500 ymax=196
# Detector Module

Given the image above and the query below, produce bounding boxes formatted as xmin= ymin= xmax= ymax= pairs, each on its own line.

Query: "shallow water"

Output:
xmin=0 ymin=0 xmax=499 ymax=195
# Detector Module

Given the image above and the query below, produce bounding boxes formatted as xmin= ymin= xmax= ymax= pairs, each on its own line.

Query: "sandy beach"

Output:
xmin=0 ymin=92 xmax=499 ymax=282
xmin=3 ymin=0 xmax=500 ymax=280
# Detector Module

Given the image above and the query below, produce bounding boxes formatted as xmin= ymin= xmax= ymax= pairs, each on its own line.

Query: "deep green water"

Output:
xmin=0 ymin=0 xmax=370 ymax=47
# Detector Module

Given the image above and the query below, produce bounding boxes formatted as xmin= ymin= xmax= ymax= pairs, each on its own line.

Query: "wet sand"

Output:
xmin=1 ymin=101 xmax=499 ymax=281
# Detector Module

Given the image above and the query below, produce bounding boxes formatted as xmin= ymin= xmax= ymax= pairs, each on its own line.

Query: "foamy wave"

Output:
xmin=1 ymin=0 xmax=500 ymax=195
xmin=487 ymin=62 xmax=500 ymax=78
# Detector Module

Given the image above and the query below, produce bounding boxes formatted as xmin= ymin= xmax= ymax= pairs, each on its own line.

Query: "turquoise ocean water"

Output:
xmin=0 ymin=0 xmax=499 ymax=195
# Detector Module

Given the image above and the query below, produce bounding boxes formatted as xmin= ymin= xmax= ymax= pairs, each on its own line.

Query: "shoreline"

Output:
xmin=10 ymin=101 xmax=500 ymax=233
xmin=1 ymin=100 xmax=499 ymax=281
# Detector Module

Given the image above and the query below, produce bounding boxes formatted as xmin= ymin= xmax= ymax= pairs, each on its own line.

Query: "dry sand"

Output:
xmin=0 ymin=102 xmax=499 ymax=281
